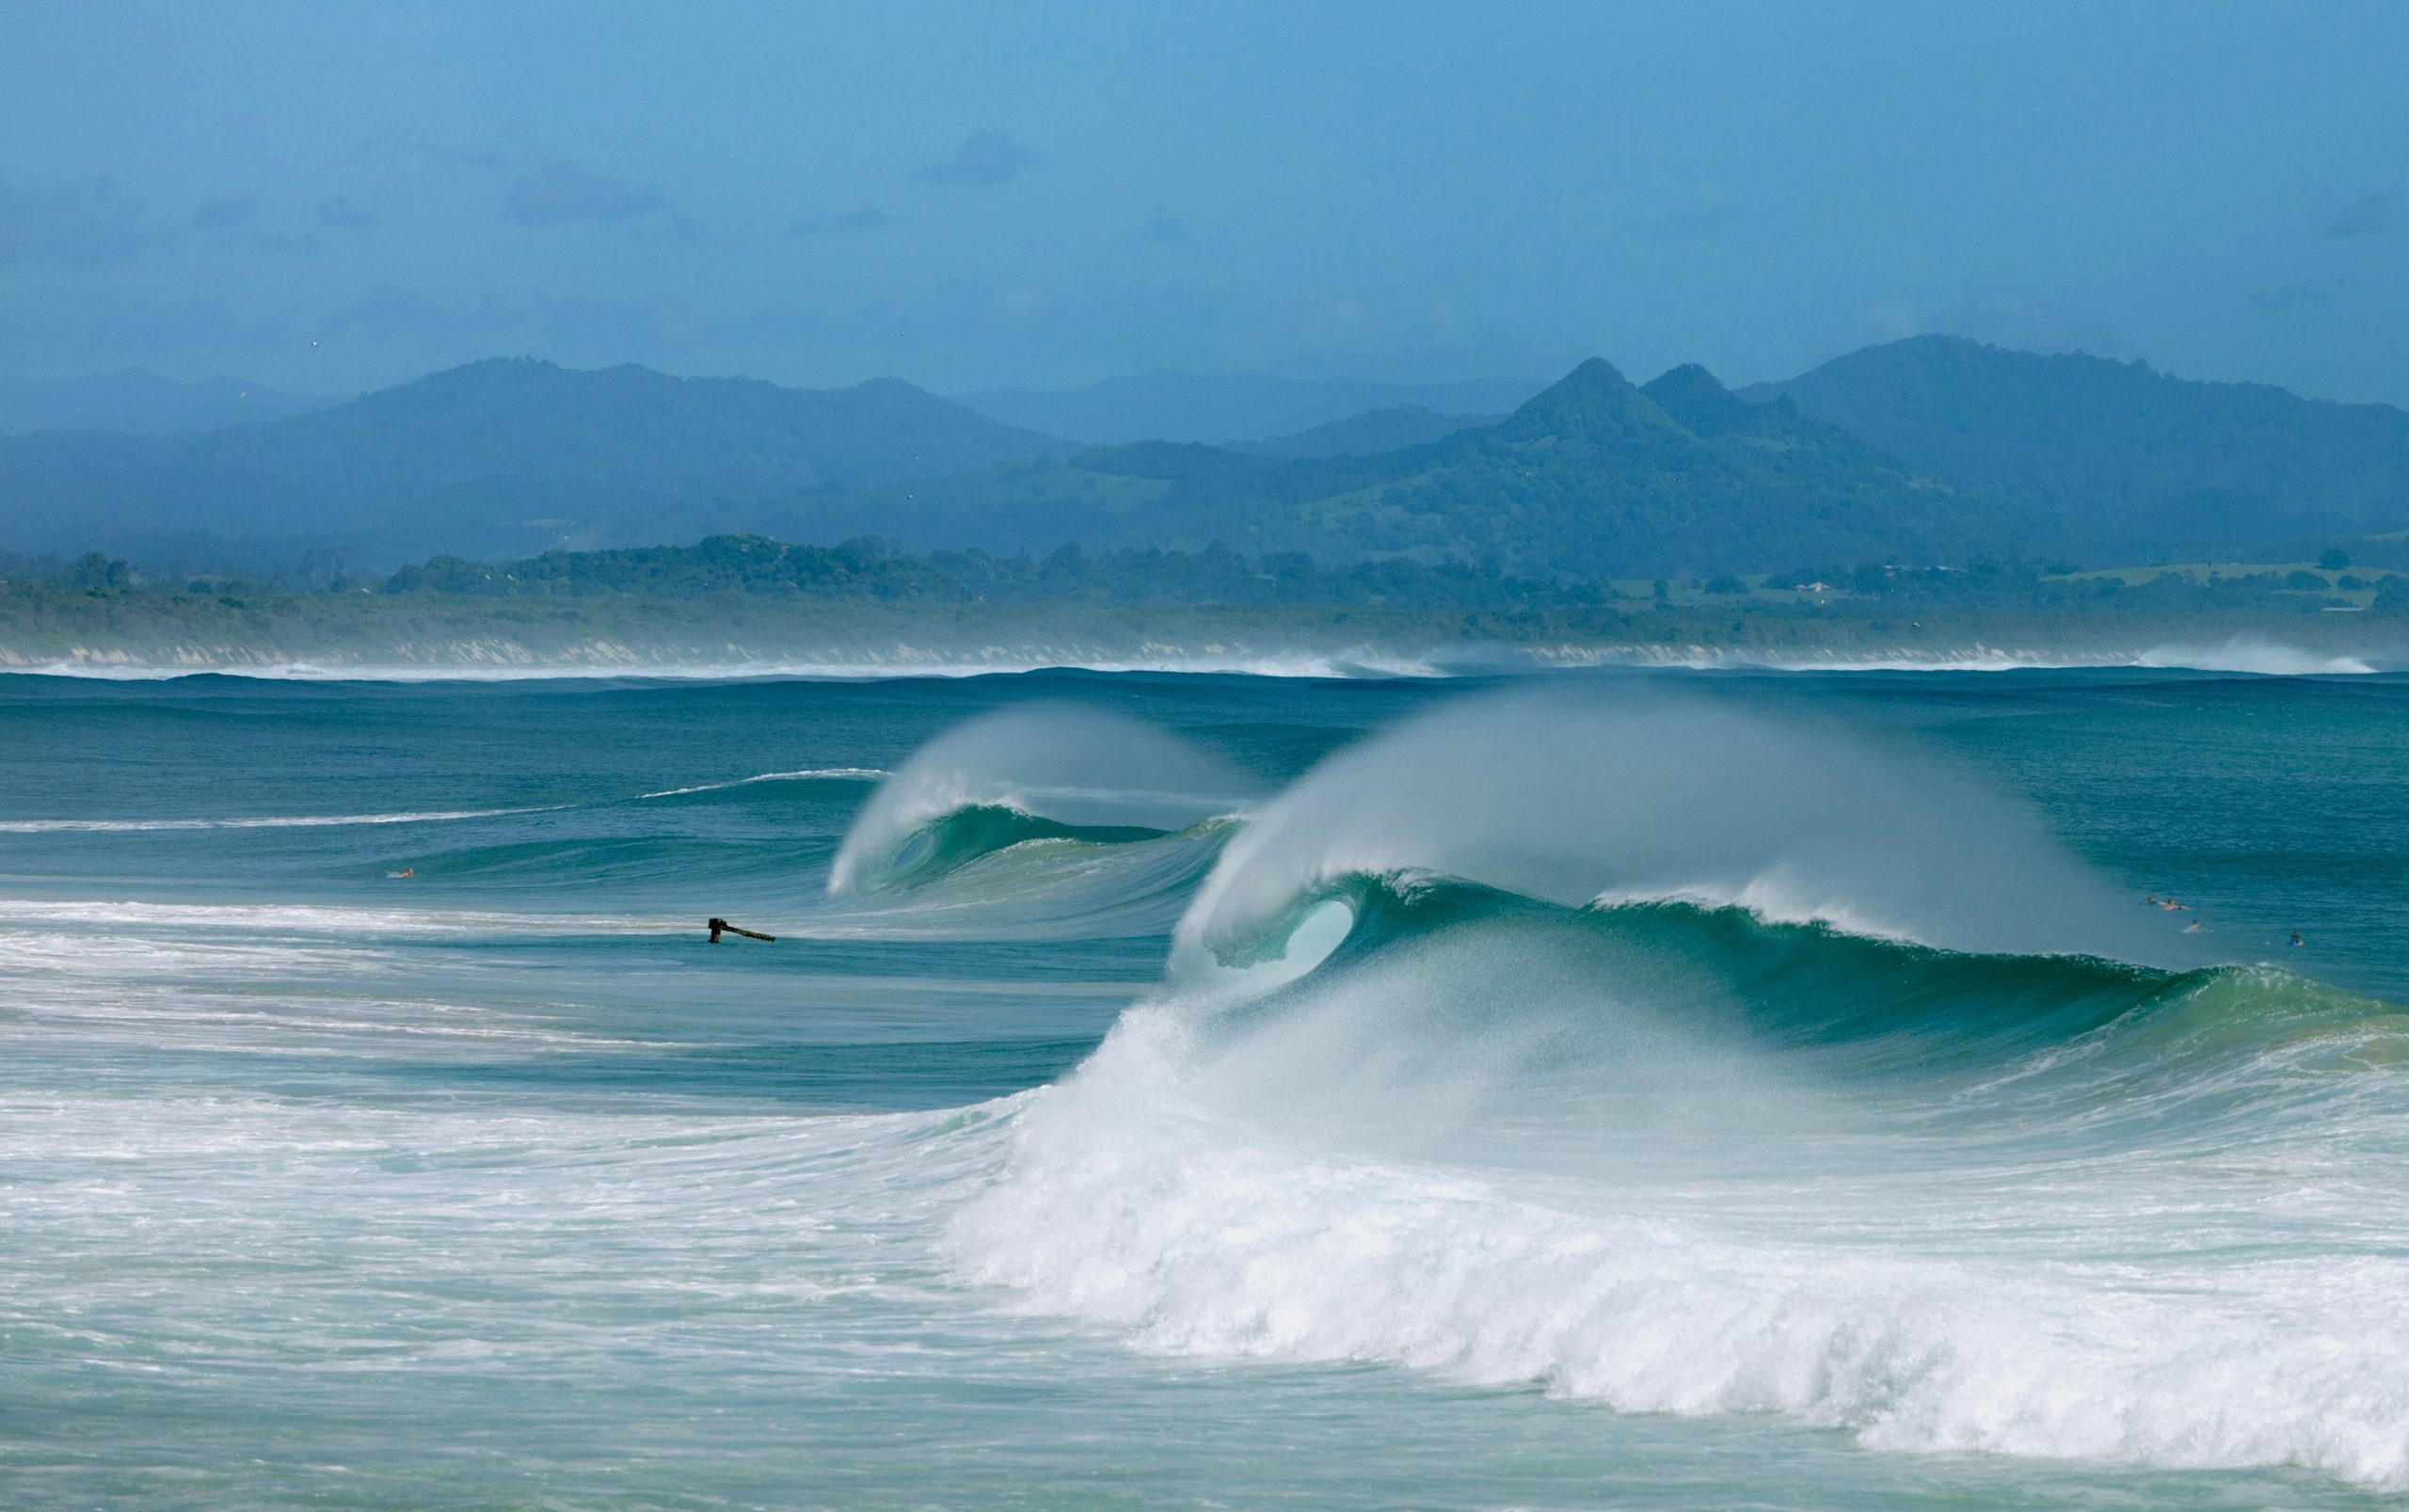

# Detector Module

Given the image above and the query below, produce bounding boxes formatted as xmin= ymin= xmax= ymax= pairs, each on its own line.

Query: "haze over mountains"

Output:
xmin=0 ymin=359 xmax=1071 ymax=565
xmin=0 ymin=371 xmax=344 ymax=437
xmin=754 ymin=360 xmax=2054 ymax=577
xmin=959 ymin=372 xmax=1543 ymax=444
xmin=1226 ymin=405 xmax=1507 ymax=460
xmin=1743 ymin=337 xmax=2409 ymax=546
xmin=2 ymin=339 xmax=2404 ymax=578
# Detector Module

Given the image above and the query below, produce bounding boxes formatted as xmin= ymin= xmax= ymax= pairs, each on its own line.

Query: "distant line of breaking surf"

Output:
xmin=0 ymin=806 xmax=560 ymax=833
xmin=0 ymin=636 xmax=2389 ymax=682
xmin=637 ymin=769 xmax=888 ymax=798
xmin=0 ymin=770 xmax=891 ymax=834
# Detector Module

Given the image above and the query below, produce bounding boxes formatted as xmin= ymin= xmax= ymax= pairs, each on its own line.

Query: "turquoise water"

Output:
xmin=2 ymin=667 xmax=2405 ymax=1508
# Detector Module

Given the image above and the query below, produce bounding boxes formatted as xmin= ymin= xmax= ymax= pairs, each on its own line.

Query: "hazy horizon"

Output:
xmin=15 ymin=328 xmax=2406 ymax=420
xmin=5 ymin=1 xmax=2405 ymax=405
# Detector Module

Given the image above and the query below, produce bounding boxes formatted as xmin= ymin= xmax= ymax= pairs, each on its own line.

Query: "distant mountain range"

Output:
xmin=959 ymin=371 xmax=1543 ymax=444
xmin=743 ymin=359 xmax=2066 ymax=576
xmin=0 ymin=370 xmax=344 ymax=436
xmin=1226 ymin=404 xmax=1505 ymax=459
xmin=4 ymin=340 xmax=2406 ymax=575
xmin=0 ymin=358 xmax=1072 ymax=565
xmin=1742 ymin=336 xmax=2409 ymax=548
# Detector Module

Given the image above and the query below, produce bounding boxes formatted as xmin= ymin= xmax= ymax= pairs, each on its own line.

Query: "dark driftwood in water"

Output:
xmin=707 ymin=917 xmax=775 ymax=944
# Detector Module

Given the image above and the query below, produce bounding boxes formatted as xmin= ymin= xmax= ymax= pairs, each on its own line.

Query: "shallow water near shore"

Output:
xmin=3 ymin=665 xmax=2406 ymax=1508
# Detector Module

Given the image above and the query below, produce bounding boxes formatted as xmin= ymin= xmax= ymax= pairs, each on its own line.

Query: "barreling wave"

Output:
xmin=1191 ymin=870 xmax=2401 ymax=1093
xmin=949 ymin=690 xmax=2409 ymax=1491
xmin=1175 ymin=689 xmax=2185 ymax=970
xmin=829 ymin=707 xmax=1256 ymax=896
xmin=860 ymin=804 xmax=1173 ymax=888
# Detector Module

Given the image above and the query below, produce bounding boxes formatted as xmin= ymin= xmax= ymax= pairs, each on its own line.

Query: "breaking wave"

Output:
xmin=828 ymin=707 xmax=1255 ymax=896
xmin=2136 ymin=634 xmax=2378 ymax=676
xmin=931 ymin=691 xmax=2409 ymax=1491
xmin=1175 ymin=692 xmax=2179 ymax=967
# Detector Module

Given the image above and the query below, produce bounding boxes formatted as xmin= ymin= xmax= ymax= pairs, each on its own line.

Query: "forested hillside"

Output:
xmin=1744 ymin=336 xmax=2409 ymax=548
xmin=772 ymin=358 xmax=2071 ymax=577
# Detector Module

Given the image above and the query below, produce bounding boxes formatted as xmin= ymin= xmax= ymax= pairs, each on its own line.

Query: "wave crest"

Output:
xmin=829 ymin=708 xmax=1254 ymax=895
xmin=1173 ymin=691 xmax=2178 ymax=975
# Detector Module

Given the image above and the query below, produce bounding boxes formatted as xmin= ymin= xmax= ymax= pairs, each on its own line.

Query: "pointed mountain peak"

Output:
xmin=1547 ymin=356 xmax=1635 ymax=394
xmin=1496 ymin=358 xmax=1673 ymax=440
xmin=1640 ymin=362 xmax=1750 ymax=435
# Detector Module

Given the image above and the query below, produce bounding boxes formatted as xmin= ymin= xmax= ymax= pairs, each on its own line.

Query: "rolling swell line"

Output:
xmin=635 ymin=768 xmax=889 ymax=799
xmin=0 ymin=768 xmax=890 ymax=835
xmin=0 ymin=805 xmax=563 ymax=833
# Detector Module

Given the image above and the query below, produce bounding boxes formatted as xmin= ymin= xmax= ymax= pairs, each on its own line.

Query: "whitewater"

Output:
xmin=3 ymin=665 xmax=2405 ymax=1509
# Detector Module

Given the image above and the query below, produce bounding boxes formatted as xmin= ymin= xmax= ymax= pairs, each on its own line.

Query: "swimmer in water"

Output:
xmin=2290 ymin=931 xmax=2304 ymax=947
xmin=2183 ymin=919 xmax=2203 ymax=933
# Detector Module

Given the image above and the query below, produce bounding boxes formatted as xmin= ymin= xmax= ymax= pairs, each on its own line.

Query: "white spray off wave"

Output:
xmin=2137 ymin=633 xmax=2378 ymax=676
xmin=950 ymin=692 xmax=2409 ymax=1490
xmin=1177 ymin=690 xmax=2176 ymax=966
xmin=955 ymin=1004 xmax=2409 ymax=1488
xmin=828 ymin=706 xmax=1254 ymax=895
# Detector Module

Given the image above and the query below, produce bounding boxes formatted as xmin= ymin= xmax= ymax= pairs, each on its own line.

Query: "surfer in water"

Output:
xmin=2291 ymin=931 xmax=2305 ymax=947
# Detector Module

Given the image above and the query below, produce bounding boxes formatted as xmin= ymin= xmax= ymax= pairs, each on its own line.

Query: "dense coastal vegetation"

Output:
xmin=5 ymin=533 xmax=2402 ymax=670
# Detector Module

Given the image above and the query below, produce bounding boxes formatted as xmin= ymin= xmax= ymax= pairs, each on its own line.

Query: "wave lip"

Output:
xmin=829 ymin=708 xmax=1254 ymax=896
xmin=1174 ymin=689 xmax=2177 ymax=973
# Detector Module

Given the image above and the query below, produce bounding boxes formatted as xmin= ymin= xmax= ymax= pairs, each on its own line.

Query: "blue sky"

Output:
xmin=3 ymin=0 xmax=2403 ymax=401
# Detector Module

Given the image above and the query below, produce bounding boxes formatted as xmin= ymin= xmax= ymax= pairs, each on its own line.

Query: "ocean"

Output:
xmin=2 ymin=664 xmax=2404 ymax=1509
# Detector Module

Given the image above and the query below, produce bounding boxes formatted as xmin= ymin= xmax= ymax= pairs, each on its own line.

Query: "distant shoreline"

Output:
xmin=2 ymin=632 xmax=2388 ymax=680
